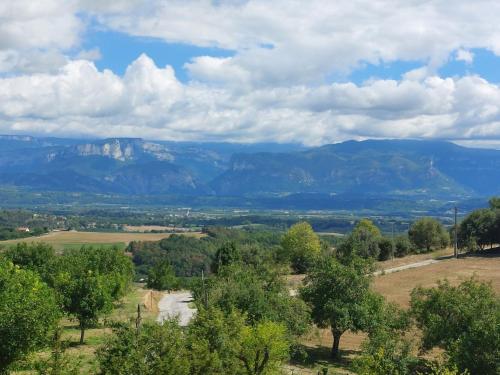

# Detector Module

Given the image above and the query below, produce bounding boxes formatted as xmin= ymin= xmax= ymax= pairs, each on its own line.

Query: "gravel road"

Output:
xmin=156 ymin=291 xmax=196 ymax=326
xmin=373 ymin=258 xmax=442 ymax=276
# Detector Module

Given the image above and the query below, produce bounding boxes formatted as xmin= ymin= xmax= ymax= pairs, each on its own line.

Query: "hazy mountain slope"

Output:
xmin=211 ymin=140 xmax=500 ymax=197
xmin=0 ymin=136 xmax=498 ymax=198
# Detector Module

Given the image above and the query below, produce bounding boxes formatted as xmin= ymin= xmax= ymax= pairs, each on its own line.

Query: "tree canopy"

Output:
xmin=0 ymin=259 xmax=60 ymax=373
xmin=281 ymin=221 xmax=321 ymax=273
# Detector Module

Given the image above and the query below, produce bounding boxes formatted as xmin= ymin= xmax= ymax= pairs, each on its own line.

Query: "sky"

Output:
xmin=1 ymin=1 xmax=500 ymax=147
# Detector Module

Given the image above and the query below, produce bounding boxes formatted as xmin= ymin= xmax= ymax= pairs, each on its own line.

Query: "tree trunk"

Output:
xmin=79 ymin=323 xmax=85 ymax=344
xmin=331 ymin=331 xmax=341 ymax=359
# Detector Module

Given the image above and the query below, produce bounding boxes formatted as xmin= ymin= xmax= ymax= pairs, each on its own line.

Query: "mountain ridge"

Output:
xmin=0 ymin=135 xmax=498 ymax=199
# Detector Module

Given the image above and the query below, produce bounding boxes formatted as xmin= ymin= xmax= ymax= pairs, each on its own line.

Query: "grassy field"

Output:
xmin=0 ymin=230 xmax=203 ymax=250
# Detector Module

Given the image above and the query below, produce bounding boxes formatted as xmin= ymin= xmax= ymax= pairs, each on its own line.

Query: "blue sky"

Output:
xmin=81 ymin=29 xmax=234 ymax=81
xmin=1 ymin=1 xmax=500 ymax=146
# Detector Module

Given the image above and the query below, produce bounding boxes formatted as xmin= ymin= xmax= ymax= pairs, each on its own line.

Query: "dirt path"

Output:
xmin=156 ymin=291 xmax=196 ymax=326
xmin=374 ymin=258 xmax=444 ymax=275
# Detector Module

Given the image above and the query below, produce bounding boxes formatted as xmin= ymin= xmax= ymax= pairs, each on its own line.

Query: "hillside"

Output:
xmin=0 ymin=135 xmax=499 ymax=199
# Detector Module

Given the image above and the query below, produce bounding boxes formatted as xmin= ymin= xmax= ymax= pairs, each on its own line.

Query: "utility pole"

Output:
xmin=391 ymin=221 xmax=395 ymax=261
xmin=454 ymin=206 xmax=458 ymax=258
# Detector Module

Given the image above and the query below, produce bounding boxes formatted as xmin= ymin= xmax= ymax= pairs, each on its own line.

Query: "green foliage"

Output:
xmin=211 ymin=242 xmax=240 ymax=274
xmin=238 ymin=321 xmax=289 ymax=375
xmin=197 ymin=264 xmax=310 ymax=339
xmin=410 ymin=278 xmax=500 ymax=374
xmin=34 ymin=328 xmax=81 ymax=375
xmin=394 ymin=235 xmax=413 ymax=257
xmin=0 ymin=259 xmax=60 ymax=373
xmin=337 ymin=219 xmax=382 ymax=260
xmin=459 ymin=208 xmax=498 ymax=250
xmin=3 ymin=242 xmax=57 ymax=284
xmin=129 ymin=227 xmax=282 ymax=279
xmin=54 ymin=247 xmax=134 ymax=344
xmin=300 ymin=255 xmax=376 ymax=359
xmin=281 ymin=221 xmax=321 ymax=273
xmin=57 ymin=270 xmax=113 ymax=344
xmin=187 ymin=307 xmax=245 ymax=374
xmin=146 ymin=259 xmax=178 ymax=291
xmin=98 ymin=320 xmax=190 ymax=375
xmin=409 ymin=217 xmax=449 ymax=252
xmin=354 ymin=301 xmax=416 ymax=375
xmin=378 ymin=237 xmax=394 ymax=261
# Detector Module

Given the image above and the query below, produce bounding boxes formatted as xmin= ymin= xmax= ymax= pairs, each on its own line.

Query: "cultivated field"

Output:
xmin=0 ymin=230 xmax=203 ymax=250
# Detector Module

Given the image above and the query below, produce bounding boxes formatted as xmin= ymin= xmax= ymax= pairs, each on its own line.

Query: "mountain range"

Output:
xmin=0 ymin=135 xmax=499 ymax=200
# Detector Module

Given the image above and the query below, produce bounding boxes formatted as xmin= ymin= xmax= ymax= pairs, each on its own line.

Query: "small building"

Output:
xmin=16 ymin=227 xmax=30 ymax=233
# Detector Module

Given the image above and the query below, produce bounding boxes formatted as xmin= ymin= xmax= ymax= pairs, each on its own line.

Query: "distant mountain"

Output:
xmin=211 ymin=140 xmax=500 ymax=197
xmin=0 ymin=135 xmax=498 ymax=199
xmin=0 ymin=136 xmax=303 ymax=196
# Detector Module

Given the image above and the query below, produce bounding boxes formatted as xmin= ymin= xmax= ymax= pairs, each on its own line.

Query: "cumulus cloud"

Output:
xmin=1 ymin=1 xmax=500 ymax=144
xmin=0 ymin=55 xmax=499 ymax=145
xmin=90 ymin=0 xmax=500 ymax=86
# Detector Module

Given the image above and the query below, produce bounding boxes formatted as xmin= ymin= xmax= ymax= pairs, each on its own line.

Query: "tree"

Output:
xmin=187 ymin=307 xmax=245 ymax=374
xmin=196 ymin=264 xmax=310 ymax=339
xmin=98 ymin=320 xmax=190 ymax=375
xmin=459 ymin=208 xmax=497 ymax=250
xmin=0 ymin=259 xmax=60 ymax=373
xmin=300 ymin=256 xmax=377 ymax=359
xmin=354 ymin=301 xmax=416 ymax=375
xmin=56 ymin=270 xmax=113 ymax=344
xmin=146 ymin=259 xmax=178 ymax=291
xmin=238 ymin=321 xmax=289 ymax=375
xmin=211 ymin=242 xmax=240 ymax=274
xmin=378 ymin=237 xmax=394 ymax=261
xmin=409 ymin=217 xmax=449 ymax=252
xmin=337 ymin=219 xmax=382 ymax=259
xmin=281 ymin=222 xmax=321 ymax=273
xmin=3 ymin=242 xmax=57 ymax=284
xmin=410 ymin=278 xmax=500 ymax=374
xmin=394 ymin=235 xmax=413 ymax=258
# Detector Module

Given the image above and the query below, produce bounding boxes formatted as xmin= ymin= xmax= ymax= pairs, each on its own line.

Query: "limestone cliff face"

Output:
xmin=75 ymin=139 xmax=173 ymax=161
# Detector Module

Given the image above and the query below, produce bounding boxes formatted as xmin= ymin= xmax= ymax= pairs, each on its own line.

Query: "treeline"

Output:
xmin=458 ymin=197 xmax=500 ymax=251
xmin=128 ymin=216 xmax=450 ymax=286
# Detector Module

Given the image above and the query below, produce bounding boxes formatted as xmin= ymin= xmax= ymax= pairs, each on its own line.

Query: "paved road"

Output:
xmin=156 ymin=291 xmax=196 ymax=326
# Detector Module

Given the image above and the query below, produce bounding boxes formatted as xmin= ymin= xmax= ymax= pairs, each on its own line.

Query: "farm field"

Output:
xmin=0 ymin=230 xmax=203 ymax=250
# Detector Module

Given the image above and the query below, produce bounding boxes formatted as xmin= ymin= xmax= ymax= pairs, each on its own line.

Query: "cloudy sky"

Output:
xmin=1 ymin=0 xmax=500 ymax=146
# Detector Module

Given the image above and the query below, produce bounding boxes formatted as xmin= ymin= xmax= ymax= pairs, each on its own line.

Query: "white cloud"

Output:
xmin=0 ymin=0 xmax=82 ymax=51
xmin=76 ymin=48 xmax=102 ymax=61
xmin=1 ymin=1 xmax=500 ymax=145
xmin=89 ymin=0 xmax=500 ymax=86
xmin=456 ymin=49 xmax=474 ymax=64
xmin=0 ymin=56 xmax=499 ymax=145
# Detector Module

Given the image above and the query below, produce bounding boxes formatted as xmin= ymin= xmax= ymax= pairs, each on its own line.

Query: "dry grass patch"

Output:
xmin=0 ymin=230 xmax=204 ymax=250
